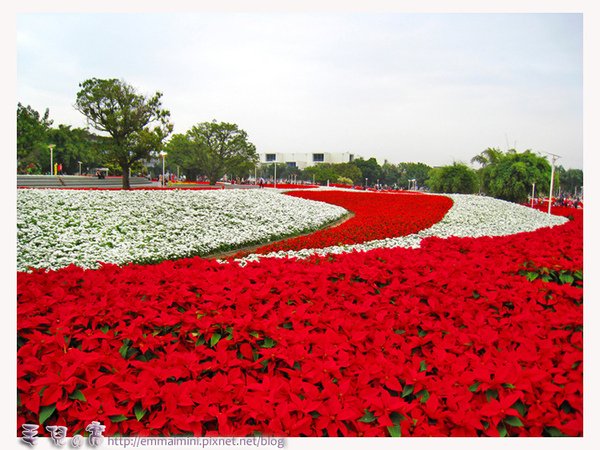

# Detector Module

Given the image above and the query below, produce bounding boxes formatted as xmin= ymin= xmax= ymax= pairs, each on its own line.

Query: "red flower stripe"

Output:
xmin=247 ymin=191 xmax=453 ymax=255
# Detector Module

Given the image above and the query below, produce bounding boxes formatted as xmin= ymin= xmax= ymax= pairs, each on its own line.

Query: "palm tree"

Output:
xmin=470 ymin=147 xmax=506 ymax=194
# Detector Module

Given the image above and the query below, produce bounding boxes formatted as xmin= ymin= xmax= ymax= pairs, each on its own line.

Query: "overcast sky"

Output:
xmin=16 ymin=12 xmax=583 ymax=169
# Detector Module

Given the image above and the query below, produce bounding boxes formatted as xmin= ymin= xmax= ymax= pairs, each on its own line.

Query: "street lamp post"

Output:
xmin=531 ymin=182 xmax=536 ymax=208
xmin=274 ymin=161 xmax=277 ymax=189
xmin=546 ymin=153 xmax=560 ymax=214
xmin=48 ymin=144 xmax=55 ymax=175
xmin=78 ymin=161 xmax=82 ymax=176
xmin=159 ymin=151 xmax=167 ymax=186
xmin=365 ymin=178 xmax=368 ymax=189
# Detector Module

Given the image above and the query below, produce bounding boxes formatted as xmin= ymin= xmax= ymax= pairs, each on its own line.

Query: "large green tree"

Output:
xmin=17 ymin=103 xmax=53 ymax=173
xmin=426 ymin=163 xmax=479 ymax=194
xmin=556 ymin=166 xmax=583 ymax=197
xmin=485 ymin=150 xmax=551 ymax=203
xmin=75 ymin=78 xmax=172 ymax=189
xmin=302 ymin=162 xmax=362 ymax=185
xmin=470 ymin=147 xmax=510 ymax=194
xmin=397 ymin=162 xmax=432 ymax=189
xmin=351 ymin=157 xmax=382 ymax=185
xmin=172 ymin=121 xmax=258 ymax=185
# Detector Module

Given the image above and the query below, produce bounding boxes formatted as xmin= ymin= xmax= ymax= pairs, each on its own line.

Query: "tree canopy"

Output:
xmin=167 ymin=121 xmax=258 ymax=185
xmin=426 ymin=163 xmax=479 ymax=194
xmin=17 ymin=103 xmax=53 ymax=174
xmin=75 ymin=78 xmax=172 ymax=189
xmin=485 ymin=150 xmax=551 ymax=203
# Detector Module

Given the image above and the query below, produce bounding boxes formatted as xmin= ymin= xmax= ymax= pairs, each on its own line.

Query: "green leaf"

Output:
xmin=544 ymin=426 xmax=566 ymax=437
xmin=134 ymin=403 xmax=146 ymax=421
xmin=261 ymin=337 xmax=276 ymax=349
xmin=394 ymin=329 xmax=405 ymax=335
xmin=210 ymin=332 xmax=222 ymax=347
xmin=118 ymin=341 xmax=130 ymax=358
xmin=419 ymin=360 xmax=427 ymax=372
xmin=472 ymin=290 xmax=480 ymax=299
xmin=485 ymin=388 xmax=498 ymax=402
xmin=526 ymin=272 xmax=539 ymax=282
xmin=498 ymin=421 xmax=508 ymax=437
xmin=390 ymin=411 xmax=404 ymax=425
xmin=513 ymin=400 xmax=527 ymax=417
xmin=69 ymin=390 xmax=86 ymax=402
xmin=402 ymin=384 xmax=414 ymax=398
xmin=468 ymin=381 xmax=481 ymax=393
xmin=559 ymin=273 xmax=574 ymax=285
xmin=387 ymin=425 xmax=401 ymax=437
xmin=109 ymin=414 xmax=128 ymax=423
xmin=501 ymin=383 xmax=515 ymax=389
xmin=100 ymin=325 xmax=110 ymax=334
xmin=416 ymin=389 xmax=430 ymax=403
xmin=504 ymin=416 xmax=523 ymax=427
xmin=39 ymin=404 xmax=56 ymax=425
xmin=358 ymin=409 xmax=377 ymax=423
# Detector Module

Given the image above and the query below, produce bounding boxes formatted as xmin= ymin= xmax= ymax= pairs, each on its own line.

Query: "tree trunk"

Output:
xmin=122 ymin=164 xmax=131 ymax=190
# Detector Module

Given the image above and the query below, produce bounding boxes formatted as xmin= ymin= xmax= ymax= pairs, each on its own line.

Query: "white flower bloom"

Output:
xmin=17 ymin=189 xmax=347 ymax=271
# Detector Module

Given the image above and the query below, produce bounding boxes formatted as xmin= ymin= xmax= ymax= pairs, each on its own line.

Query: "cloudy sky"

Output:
xmin=16 ymin=12 xmax=583 ymax=169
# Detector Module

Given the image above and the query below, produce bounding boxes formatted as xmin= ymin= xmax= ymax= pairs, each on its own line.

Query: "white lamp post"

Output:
xmin=48 ymin=144 xmax=55 ymax=175
xmin=531 ymin=182 xmax=536 ymax=208
xmin=78 ymin=161 xmax=82 ymax=176
xmin=273 ymin=159 xmax=277 ymax=189
xmin=547 ymin=153 xmax=560 ymax=214
xmin=159 ymin=151 xmax=167 ymax=186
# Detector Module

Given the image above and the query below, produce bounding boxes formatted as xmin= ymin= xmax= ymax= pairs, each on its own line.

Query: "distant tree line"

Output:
xmin=17 ymin=78 xmax=582 ymax=199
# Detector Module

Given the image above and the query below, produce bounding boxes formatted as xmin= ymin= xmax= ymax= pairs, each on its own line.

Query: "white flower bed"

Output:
xmin=17 ymin=189 xmax=347 ymax=271
xmin=233 ymin=194 xmax=569 ymax=265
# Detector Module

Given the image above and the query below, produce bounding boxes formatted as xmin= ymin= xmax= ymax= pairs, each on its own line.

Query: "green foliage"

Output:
xmin=471 ymin=148 xmax=553 ymax=202
xmin=303 ymin=162 xmax=362 ymax=185
xmin=556 ymin=166 xmax=583 ymax=196
xmin=396 ymin=162 xmax=432 ymax=189
xmin=169 ymin=121 xmax=258 ymax=185
xmin=350 ymin=157 xmax=382 ymax=184
xmin=17 ymin=103 xmax=53 ymax=173
xmin=336 ymin=176 xmax=353 ymax=185
xmin=426 ymin=162 xmax=479 ymax=194
xmin=75 ymin=78 xmax=173 ymax=188
xmin=519 ymin=263 xmax=583 ymax=288
xmin=485 ymin=150 xmax=551 ymax=203
xmin=47 ymin=125 xmax=108 ymax=174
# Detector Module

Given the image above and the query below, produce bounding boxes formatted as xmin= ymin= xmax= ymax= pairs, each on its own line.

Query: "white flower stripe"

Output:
xmin=231 ymin=193 xmax=568 ymax=266
xmin=17 ymin=189 xmax=347 ymax=272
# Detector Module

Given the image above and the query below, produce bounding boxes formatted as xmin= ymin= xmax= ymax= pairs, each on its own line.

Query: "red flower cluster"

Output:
xmin=17 ymin=205 xmax=581 ymax=437
xmin=248 ymin=191 xmax=452 ymax=255
xmin=265 ymin=184 xmax=320 ymax=189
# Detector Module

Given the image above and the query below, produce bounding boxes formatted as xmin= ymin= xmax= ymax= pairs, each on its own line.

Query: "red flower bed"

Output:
xmin=246 ymin=191 xmax=453 ymax=255
xmin=262 ymin=183 xmax=319 ymax=189
xmin=17 ymin=207 xmax=581 ymax=437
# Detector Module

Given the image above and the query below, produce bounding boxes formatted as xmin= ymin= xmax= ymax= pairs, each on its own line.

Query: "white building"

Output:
xmin=258 ymin=152 xmax=355 ymax=169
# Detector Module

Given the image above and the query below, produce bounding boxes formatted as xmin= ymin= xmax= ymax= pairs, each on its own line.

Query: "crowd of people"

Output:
xmin=531 ymin=195 xmax=583 ymax=209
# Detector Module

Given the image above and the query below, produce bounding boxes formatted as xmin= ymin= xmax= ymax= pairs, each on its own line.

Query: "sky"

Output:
xmin=16 ymin=12 xmax=583 ymax=169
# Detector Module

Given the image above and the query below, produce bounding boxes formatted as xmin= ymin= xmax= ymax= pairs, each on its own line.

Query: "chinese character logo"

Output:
xmin=21 ymin=424 xmax=39 ymax=446
xmin=46 ymin=425 xmax=68 ymax=447
xmin=85 ymin=421 xmax=106 ymax=447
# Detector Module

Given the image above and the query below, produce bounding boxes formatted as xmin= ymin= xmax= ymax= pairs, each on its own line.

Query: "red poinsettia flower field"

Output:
xmin=246 ymin=191 xmax=453 ymax=255
xmin=17 ymin=195 xmax=582 ymax=437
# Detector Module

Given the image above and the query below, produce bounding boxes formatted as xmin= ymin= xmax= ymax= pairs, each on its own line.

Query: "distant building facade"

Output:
xmin=258 ymin=152 xmax=355 ymax=169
